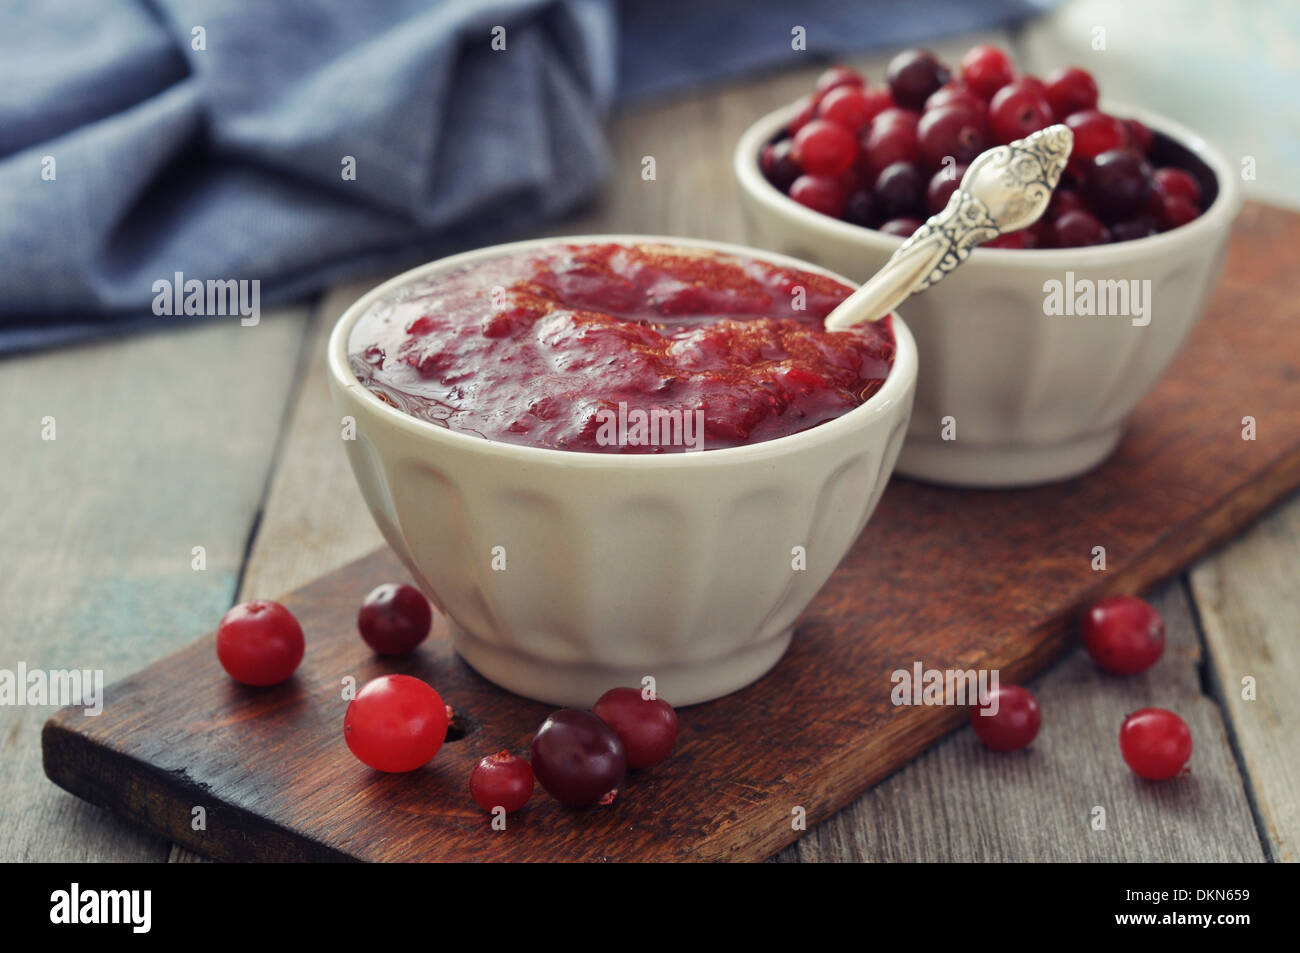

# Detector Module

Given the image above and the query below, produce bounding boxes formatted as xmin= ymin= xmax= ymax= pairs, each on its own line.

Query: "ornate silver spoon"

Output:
xmin=824 ymin=123 xmax=1073 ymax=331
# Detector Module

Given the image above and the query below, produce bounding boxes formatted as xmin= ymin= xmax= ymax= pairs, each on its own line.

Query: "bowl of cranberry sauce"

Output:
xmin=328 ymin=236 xmax=917 ymax=707
xmin=735 ymin=49 xmax=1241 ymax=488
xmin=346 ymin=241 xmax=897 ymax=454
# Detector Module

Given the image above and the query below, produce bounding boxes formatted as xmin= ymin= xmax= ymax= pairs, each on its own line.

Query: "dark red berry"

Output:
xmin=917 ymin=104 xmax=988 ymax=171
xmin=818 ymin=85 xmax=886 ymax=134
xmin=925 ymin=163 xmax=966 ymax=215
xmin=1125 ymin=118 xmax=1154 ymax=154
xmin=592 ymin=687 xmax=679 ymax=770
xmin=1110 ymin=217 xmax=1158 ymax=242
xmin=844 ymin=189 xmax=880 ymax=227
xmin=470 ymin=751 xmax=535 ymax=813
xmin=886 ymin=48 xmax=951 ymax=110
xmin=788 ymin=174 xmax=847 ymax=217
xmin=815 ymin=65 xmax=865 ymax=97
xmin=1065 ymin=109 xmax=1129 ymax=164
xmin=874 ymin=161 xmax=925 ymax=219
xmin=1048 ymin=187 xmax=1085 ymax=220
xmin=1157 ymin=195 xmax=1200 ymax=230
xmin=357 ymin=583 xmax=432 ymax=655
xmin=862 ymin=108 xmax=920 ymax=173
xmin=988 ymin=79 xmax=1054 ymax=144
xmin=1120 ymin=708 xmax=1192 ymax=781
xmin=1087 ymin=149 xmax=1154 ymax=223
xmin=217 ymin=600 xmax=305 ymax=686
xmin=1044 ymin=66 xmax=1098 ymax=119
xmin=531 ymin=709 xmax=627 ymax=807
xmin=971 ymin=684 xmax=1040 ymax=752
xmin=925 ymin=82 xmax=986 ymax=115
xmin=760 ymin=138 xmax=801 ymax=191
xmin=959 ymin=44 xmax=1015 ymax=100
xmin=1051 ymin=208 xmax=1110 ymax=246
xmin=985 ymin=228 xmax=1031 ymax=249
xmin=879 ymin=216 xmax=923 ymax=237
xmin=1153 ymin=167 xmax=1201 ymax=205
xmin=1083 ymin=595 xmax=1166 ymax=674
xmin=792 ymin=118 xmax=858 ymax=176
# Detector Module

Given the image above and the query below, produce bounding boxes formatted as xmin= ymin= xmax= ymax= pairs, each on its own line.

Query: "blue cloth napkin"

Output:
xmin=0 ymin=0 xmax=1054 ymax=352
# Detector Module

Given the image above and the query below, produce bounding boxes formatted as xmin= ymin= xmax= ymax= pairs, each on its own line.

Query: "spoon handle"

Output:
xmin=824 ymin=124 xmax=1072 ymax=331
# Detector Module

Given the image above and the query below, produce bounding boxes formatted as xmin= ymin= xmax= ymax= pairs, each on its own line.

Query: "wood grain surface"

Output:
xmin=41 ymin=204 xmax=1300 ymax=860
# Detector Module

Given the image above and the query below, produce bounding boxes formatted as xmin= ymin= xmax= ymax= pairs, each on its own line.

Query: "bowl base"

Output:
xmin=451 ymin=624 xmax=795 ymax=708
xmin=895 ymin=426 xmax=1122 ymax=488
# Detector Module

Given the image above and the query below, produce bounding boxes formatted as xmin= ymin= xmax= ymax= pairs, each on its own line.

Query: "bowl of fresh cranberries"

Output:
xmin=735 ymin=47 xmax=1241 ymax=486
xmin=328 ymin=235 xmax=917 ymax=707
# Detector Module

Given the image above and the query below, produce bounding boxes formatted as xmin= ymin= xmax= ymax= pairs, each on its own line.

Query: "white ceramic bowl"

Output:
xmin=328 ymin=236 xmax=917 ymax=706
xmin=735 ymin=103 xmax=1242 ymax=486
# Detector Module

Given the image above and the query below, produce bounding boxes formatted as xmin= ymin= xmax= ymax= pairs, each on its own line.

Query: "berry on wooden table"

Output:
xmin=1083 ymin=595 xmax=1166 ymax=675
xmin=531 ymin=709 xmax=627 ymax=807
xmin=344 ymin=674 xmax=448 ymax=773
xmin=1120 ymin=708 xmax=1192 ymax=781
xmin=357 ymin=583 xmax=432 ymax=655
xmin=470 ymin=751 xmax=535 ymax=813
xmin=971 ymin=684 xmax=1041 ymax=752
xmin=216 ymin=600 xmax=304 ymax=686
xmin=592 ymin=687 xmax=679 ymax=770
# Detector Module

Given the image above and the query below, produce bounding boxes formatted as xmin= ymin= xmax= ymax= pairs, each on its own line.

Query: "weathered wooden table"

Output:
xmin=3 ymin=13 xmax=1295 ymax=862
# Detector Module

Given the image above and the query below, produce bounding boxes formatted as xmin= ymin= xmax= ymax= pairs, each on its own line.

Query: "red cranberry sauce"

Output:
xmin=348 ymin=243 xmax=895 ymax=454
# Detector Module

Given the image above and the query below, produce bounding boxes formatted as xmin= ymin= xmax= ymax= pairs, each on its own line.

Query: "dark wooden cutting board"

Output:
xmin=43 ymin=203 xmax=1300 ymax=862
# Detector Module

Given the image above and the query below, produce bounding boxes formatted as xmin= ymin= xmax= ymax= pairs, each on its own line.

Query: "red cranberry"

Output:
xmin=988 ymin=79 xmax=1054 ymax=144
xmin=592 ymin=687 xmax=679 ymax=770
xmin=886 ymin=48 xmax=950 ymax=110
xmin=959 ymin=44 xmax=1015 ymax=100
xmin=971 ymin=684 xmax=1041 ymax=752
xmin=357 ymin=583 xmax=432 ymax=655
xmin=760 ymin=138 xmax=802 ymax=191
xmin=815 ymin=65 xmax=865 ymax=96
xmin=789 ymin=174 xmax=847 ymax=218
xmin=879 ymin=216 xmax=923 ymax=237
xmin=1110 ymin=217 xmax=1159 ymax=242
xmin=818 ymin=85 xmax=886 ymax=134
xmin=862 ymin=108 xmax=920 ymax=173
xmin=926 ymin=163 xmax=966 ymax=214
xmin=1051 ymin=208 xmax=1110 ymax=246
xmin=925 ymin=82 xmax=986 ymax=115
xmin=874 ymin=161 xmax=925 ymax=219
xmin=1083 ymin=595 xmax=1166 ymax=674
xmin=1065 ymin=109 xmax=1129 ymax=164
xmin=1048 ymin=187 xmax=1085 ymax=220
xmin=786 ymin=94 xmax=817 ymax=136
xmin=792 ymin=118 xmax=858 ymax=176
xmin=1120 ymin=708 xmax=1192 ymax=781
xmin=1087 ymin=149 xmax=1154 ymax=222
xmin=1157 ymin=195 xmax=1200 ymax=230
xmin=1125 ymin=118 xmax=1154 ymax=154
xmin=985 ymin=228 xmax=1030 ymax=249
xmin=470 ymin=751 xmax=535 ymax=813
xmin=1153 ymin=167 xmax=1201 ymax=205
xmin=917 ymin=104 xmax=988 ymax=171
xmin=216 ymin=600 xmax=305 ymax=687
xmin=531 ymin=709 xmax=627 ymax=807
xmin=344 ymin=674 xmax=447 ymax=773
xmin=1044 ymin=66 xmax=1098 ymax=119
xmin=845 ymin=188 xmax=880 ymax=227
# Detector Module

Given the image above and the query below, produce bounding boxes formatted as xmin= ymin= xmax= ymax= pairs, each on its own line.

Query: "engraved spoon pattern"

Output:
xmin=823 ymin=123 xmax=1074 ymax=331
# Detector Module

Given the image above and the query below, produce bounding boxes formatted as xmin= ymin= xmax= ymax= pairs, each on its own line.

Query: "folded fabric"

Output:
xmin=0 ymin=0 xmax=1055 ymax=353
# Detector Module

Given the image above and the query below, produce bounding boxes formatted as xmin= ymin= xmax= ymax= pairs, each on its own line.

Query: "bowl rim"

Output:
xmin=733 ymin=99 xmax=1243 ymax=267
xmin=327 ymin=234 xmax=917 ymax=469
